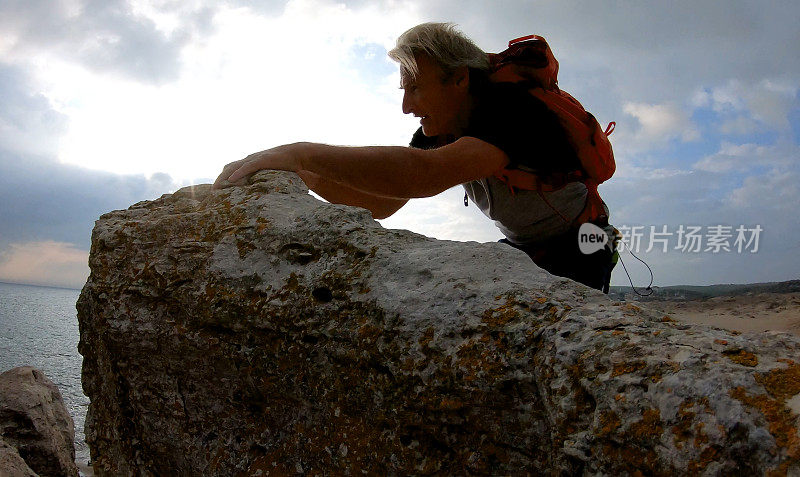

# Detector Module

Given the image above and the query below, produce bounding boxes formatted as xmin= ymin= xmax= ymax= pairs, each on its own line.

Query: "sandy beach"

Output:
xmin=644 ymin=291 xmax=800 ymax=336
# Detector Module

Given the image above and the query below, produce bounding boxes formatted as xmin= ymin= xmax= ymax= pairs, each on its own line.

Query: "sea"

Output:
xmin=0 ymin=281 xmax=91 ymax=473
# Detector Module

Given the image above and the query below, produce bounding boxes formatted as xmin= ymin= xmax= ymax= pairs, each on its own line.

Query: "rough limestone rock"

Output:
xmin=0 ymin=367 xmax=78 ymax=476
xmin=78 ymin=171 xmax=800 ymax=475
xmin=0 ymin=438 xmax=37 ymax=477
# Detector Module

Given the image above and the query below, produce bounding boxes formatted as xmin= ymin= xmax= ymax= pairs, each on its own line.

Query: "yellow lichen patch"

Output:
xmin=672 ymin=401 xmax=696 ymax=448
xmin=399 ymin=357 xmax=416 ymax=372
xmin=650 ymin=373 xmax=663 ymax=383
xmin=536 ymin=297 xmax=548 ymax=304
xmin=438 ymin=397 xmax=465 ymax=411
xmin=599 ymin=442 xmax=659 ymax=474
xmin=694 ymin=422 xmax=709 ymax=447
xmin=455 ymin=340 xmax=505 ymax=384
xmin=730 ymin=386 xmax=800 ymax=470
xmin=481 ymin=299 xmax=521 ymax=327
xmin=628 ymin=408 xmax=663 ymax=440
xmin=723 ymin=349 xmax=759 ymax=367
xmin=357 ymin=324 xmax=382 ymax=343
xmin=756 ymin=363 xmax=800 ymax=402
xmin=687 ymin=445 xmax=719 ymax=474
xmin=611 ymin=361 xmax=647 ymax=377
xmin=255 ymin=216 xmax=270 ymax=233
xmin=596 ymin=411 xmax=621 ymax=437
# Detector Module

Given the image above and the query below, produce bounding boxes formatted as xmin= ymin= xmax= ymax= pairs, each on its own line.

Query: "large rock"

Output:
xmin=78 ymin=171 xmax=800 ymax=475
xmin=0 ymin=438 xmax=37 ymax=477
xmin=0 ymin=366 xmax=78 ymax=476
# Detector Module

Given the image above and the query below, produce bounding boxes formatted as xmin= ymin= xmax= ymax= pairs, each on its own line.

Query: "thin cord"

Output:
xmin=616 ymin=247 xmax=654 ymax=297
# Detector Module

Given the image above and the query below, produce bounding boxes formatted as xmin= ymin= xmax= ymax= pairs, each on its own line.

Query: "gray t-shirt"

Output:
xmin=463 ymin=178 xmax=587 ymax=245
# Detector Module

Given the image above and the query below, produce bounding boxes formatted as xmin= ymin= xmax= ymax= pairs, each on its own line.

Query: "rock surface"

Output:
xmin=78 ymin=171 xmax=800 ymax=475
xmin=0 ymin=366 xmax=78 ymax=476
xmin=0 ymin=438 xmax=37 ymax=477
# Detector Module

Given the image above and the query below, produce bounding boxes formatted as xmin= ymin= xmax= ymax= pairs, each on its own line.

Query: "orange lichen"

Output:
xmin=481 ymin=300 xmax=521 ymax=327
xmin=611 ymin=361 xmax=647 ymax=377
xmin=723 ymin=349 xmax=759 ymax=367
xmin=660 ymin=315 xmax=675 ymax=323
xmin=418 ymin=326 xmax=435 ymax=349
xmin=357 ymin=324 xmax=382 ymax=343
xmin=756 ymin=363 xmax=800 ymax=401
xmin=455 ymin=340 xmax=505 ymax=384
xmin=650 ymin=373 xmax=663 ymax=383
xmin=596 ymin=411 xmax=621 ymax=437
xmin=714 ymin=339 xmax=728 ymax=346
xmin=730 ymin=386 xmax=800 ymax=471
xmin=629 ymin=409 xmax=663 ymax=440
xmin=687 ymin=446 xmax=719 ymax=474
xmin=672 ymin=401 xmax=695 ymax=448
xmin=694 ymin=422 xmax=709 ymax=448
xmin=438 ymin=397 xmax=465 ymax=410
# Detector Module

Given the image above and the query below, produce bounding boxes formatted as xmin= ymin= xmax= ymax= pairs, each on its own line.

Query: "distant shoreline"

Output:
xmin=0 ymin=280 xmax=82 ymax=292
xmin=609 ymin=278 xmax=800 ymax=301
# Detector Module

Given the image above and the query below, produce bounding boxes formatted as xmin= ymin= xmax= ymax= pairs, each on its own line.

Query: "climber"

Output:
xmin=213 ymin=22 xmax=616 ymax=293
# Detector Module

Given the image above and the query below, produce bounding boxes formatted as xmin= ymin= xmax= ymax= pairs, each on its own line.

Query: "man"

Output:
xmin=214 ymin=23 xmax=615 ymax=292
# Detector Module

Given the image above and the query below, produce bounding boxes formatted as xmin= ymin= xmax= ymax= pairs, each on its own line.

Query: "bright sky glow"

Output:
xmin=45 ymin=1 xmax=420 ymax=179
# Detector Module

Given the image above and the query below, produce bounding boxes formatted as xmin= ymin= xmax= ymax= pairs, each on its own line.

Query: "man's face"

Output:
xmin=400 ymin=54 xmax=470 ymax=137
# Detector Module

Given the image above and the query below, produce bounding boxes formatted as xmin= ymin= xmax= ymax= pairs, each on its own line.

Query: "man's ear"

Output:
xmin=453 ymin=66 xmax=470 ymax=91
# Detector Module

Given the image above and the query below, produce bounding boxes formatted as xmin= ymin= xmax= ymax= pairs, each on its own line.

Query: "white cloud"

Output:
xmin=612 ymin=163 xmax=694 ymax=181
xmin=622 ymin=101 xmax=700 ymax=147
xmin=0 ymin=241 xmax=88 ymax=289
xmin=708 ymin=79 xmax=798 ymax=131
xmin=730 ymin=170 xmax=800 ymax=208
xmin=693 ymin=141 xmax=794 ymax=173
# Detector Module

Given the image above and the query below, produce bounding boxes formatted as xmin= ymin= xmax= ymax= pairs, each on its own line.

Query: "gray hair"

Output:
xmin=388 ymin=22 xmax=489 ymax=80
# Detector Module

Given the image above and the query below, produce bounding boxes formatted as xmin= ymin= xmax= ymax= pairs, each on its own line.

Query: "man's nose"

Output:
xmin=402 ymin=91 xmax=413 ymax=115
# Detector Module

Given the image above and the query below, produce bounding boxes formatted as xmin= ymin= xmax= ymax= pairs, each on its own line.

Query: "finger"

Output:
xmin=227 ymin=160 xmax=261 ymax=184
xmin=212 ymin=159 xmax=247 ymax=189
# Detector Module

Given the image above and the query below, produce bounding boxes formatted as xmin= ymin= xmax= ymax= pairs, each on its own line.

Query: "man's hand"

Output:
xmin=212 ymin=144 xmax=305 ymax=189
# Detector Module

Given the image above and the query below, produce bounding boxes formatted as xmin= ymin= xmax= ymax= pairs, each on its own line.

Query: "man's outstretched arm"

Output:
xmin=213 ymin=137 xmax=509 ymax=200
xmin=297 ymin=171 xmax=408 ymax=219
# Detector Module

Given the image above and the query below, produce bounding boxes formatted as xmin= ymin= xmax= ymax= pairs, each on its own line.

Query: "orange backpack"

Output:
xmin=487 ymin=35 xmax=616 ymax=225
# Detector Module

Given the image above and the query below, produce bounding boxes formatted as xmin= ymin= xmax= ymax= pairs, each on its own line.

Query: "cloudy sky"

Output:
xmin=0 ymin=0 xmax=798 ymax=289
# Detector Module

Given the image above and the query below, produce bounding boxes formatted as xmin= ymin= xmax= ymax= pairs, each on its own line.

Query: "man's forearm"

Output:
xmin=217 ymin=137 xmax=509 ymax=198
xmin=298 ymin=170 xmax=408 ymax=219
xmin=295 ymin=137 xmax=508 ymax=199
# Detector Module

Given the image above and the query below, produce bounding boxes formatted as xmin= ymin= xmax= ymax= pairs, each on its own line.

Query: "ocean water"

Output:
xmin=0 ymin=281 xmax=90 ymax=471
